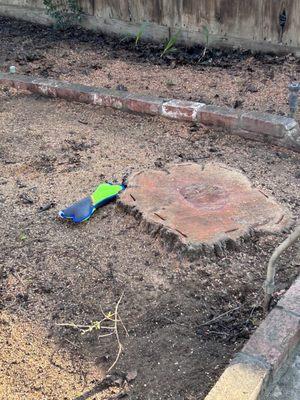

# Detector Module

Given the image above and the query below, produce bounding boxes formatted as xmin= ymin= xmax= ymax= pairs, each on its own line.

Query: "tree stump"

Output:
xmin=119 ymin=163 xmax=292 ymax=258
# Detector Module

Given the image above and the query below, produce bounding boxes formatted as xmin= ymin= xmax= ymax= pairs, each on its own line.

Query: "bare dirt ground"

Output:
xmin=0 ymin=16 xmax=300 ymax=118
xmin=0 ymin=88 xmax=299 ymax=399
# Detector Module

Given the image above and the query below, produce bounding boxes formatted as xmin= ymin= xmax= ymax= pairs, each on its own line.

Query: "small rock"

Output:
xmin=38 ymin=202 xmax=55 ymax=212
xmin=126 ymin=370 xmax=137 ymax=383
xmin=295 ymin=171 xmax=300 ymax=179
xmin=170 ymin=60 xmax=177 ymax=69
xmin=91 ymin=62 xmax=102 ymax=70
xmin=16 ymin=293 xmax=29 ymax=303
xmin=189 ymin=124 xmax=199 ymax=133
xmin=16 ymin=180 xmax=26 ymax=188
xmin=114 ymin=377 xmax=124 ymax=387
xmin=276 ymin=151 xmax=289 ymax=159
xmin=246 ymin=83 xmax=259 ymax=93
xmin=19 ymin=193 xmax=34 ymax=204
xmin=154 ymin=158 xmax=164 ymax=168
xmin=4 ymin=159 xmax=16 ymax=165
xmin=40 ymin=282 xmax=52 ymax=294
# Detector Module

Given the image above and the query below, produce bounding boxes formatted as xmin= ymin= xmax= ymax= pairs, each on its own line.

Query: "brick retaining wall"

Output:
xmin=0 ymin=73 xmax=299 ymax=152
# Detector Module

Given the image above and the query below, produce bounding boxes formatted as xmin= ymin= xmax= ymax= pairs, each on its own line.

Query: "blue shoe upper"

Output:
xmin=59 ymin=197 xmax=95 ymax=223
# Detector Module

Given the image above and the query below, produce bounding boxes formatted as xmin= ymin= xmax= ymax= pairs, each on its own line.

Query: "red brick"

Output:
xmin=124 ymin=94 xmax=164 ymax=115
xmin=198 ymin=105 xmax=240 ymax=130
xmin=31 ymin=81 xmax=97 ymax=103
xmin=161 ymin=99 xmax=205 ymax=121
xmin=277 ymin=276 xmax=300 ymax=316
xmin=241 ymin=112 xmax=298 ymax=138
xmin=54 ymin=83 xmax=97 ymax=103
xmin=242 ymin=307 xmax=300 ymax=371
xmin=0 ymin=74 xmax=98 ymax=104
xmin=0 ymin=74 xmax=33 ymax=92
xmin=93 ymin=88 xmax=129 ymax=109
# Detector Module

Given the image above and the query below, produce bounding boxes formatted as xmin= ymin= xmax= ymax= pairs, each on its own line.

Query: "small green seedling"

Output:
xmin=135 ymin=22 xmax=148 ymax=46
xmin=120 ymin=32 xmax=132 ymax=43
xmin=20 ymin=233 xmax=27 ymax=241
xmin=203 ymin=26 xmax=210 ymax=47
xmin=199 ymin=26 xmax=211 ymax=61
xmin=161 ymin=29 xmax=181 ymax=57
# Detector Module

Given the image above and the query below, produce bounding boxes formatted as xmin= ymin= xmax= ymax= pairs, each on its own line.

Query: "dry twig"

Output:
xmin=107 ymin=293 xmax=125 ymax=372
xmin=200 ymin=305 xmax=241 ymax=326
xmin=57 ymin=293 xmax=128 ymax=372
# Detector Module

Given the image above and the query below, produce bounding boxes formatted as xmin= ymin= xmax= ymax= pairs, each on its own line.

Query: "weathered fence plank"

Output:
xmin=0 ymin=0 xmax=299 ymax=53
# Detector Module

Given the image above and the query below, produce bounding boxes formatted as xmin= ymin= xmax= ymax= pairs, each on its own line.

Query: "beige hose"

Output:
xmin=263 ymin=225 xmax=300 ymax=311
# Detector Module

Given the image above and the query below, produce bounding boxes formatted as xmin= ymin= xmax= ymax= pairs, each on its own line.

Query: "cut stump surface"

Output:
xmin=119 ymin=163 xmax=292 ymax=257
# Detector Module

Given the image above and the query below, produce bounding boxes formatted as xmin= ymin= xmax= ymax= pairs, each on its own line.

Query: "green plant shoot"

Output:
xmin=161 ymin=29 xmax=181 ymax=57
xmin=203 ymin=26 xmax=210 ymax=47
xmin=135 ymin=22 xmax=148 ymax=46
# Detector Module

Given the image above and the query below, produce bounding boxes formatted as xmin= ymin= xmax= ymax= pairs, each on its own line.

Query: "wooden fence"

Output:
xmin=0 ymin=0 xmax=299 ymax=53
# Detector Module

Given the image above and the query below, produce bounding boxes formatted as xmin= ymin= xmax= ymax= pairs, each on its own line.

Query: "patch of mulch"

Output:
xmin=0 ymin=91 xmax=299 ymax=399
xmin=0 ymin=16 xmax=300 ymax=119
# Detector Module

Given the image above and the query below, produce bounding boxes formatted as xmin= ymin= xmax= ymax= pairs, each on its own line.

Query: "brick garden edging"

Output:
xmin=0 ymin=73 xmax=299 ymax=152
xmin=205 ymin=276 xmax=300 ymax=400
